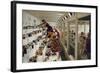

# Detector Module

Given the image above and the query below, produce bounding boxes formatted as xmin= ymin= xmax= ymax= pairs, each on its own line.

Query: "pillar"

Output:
xmin=75 ymin=13 xmax=78 ymax=60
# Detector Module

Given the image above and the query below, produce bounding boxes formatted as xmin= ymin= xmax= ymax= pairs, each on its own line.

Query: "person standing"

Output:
xmin=85 ymin=32 xmax=91 ymax=59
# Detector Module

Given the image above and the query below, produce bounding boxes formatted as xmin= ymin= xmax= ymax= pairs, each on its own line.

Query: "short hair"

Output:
xmin=42 ymin=19 xmax=46 ymax=22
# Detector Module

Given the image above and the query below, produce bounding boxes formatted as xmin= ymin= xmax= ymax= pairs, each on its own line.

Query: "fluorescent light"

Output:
xmin=57 ymin=13 xmax=64 ymax=16
xmin=68 ymin=12 xmax=72 ymax=17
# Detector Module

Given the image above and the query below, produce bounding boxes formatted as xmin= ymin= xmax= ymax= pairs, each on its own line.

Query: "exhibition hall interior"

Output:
xmin=22 ymin=10 xmax=91 ymax=63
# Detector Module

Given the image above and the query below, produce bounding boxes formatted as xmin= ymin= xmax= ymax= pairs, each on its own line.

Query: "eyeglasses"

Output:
xmin=23 ymin=26 xmax=36 ymax=29
xmin=22 ymin=24 xmax=47 ymax=39
xmin=22 ymin=29 xmax=42 ymax=39
xmin=28 ymin=33 xmax=32 ymax=37
xmin=23 ymin=23 xmax=47 ymax=29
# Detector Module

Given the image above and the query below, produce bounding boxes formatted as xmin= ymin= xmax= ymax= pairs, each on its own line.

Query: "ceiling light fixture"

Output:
xmin=68 ymin=12 xmax=72 ymax=17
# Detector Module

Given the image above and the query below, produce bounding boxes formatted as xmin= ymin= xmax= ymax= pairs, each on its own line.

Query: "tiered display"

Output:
xmin=22 ymin=24 xmax=61 ymax=63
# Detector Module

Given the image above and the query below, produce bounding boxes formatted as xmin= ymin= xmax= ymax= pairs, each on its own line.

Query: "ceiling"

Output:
xmin=79 ymin=15 xmax=91 ymax=20
xmin=23 ymin=10 xmax=90 ymax=23
xmin=24 ymin=10 xmax=66 ymax=22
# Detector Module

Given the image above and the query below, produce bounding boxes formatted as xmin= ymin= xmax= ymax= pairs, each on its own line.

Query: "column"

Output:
xmin=75 ymin=13 xmax=78 ymax=60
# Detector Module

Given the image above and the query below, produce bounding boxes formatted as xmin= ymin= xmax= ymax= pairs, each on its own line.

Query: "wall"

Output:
xmin=22 ymin=11 xmax=41 ymax=27
xmin=0 ymin=0 xmax=99 ymax=73
xmin=22 ymin=11 xmax=41 ymax=34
